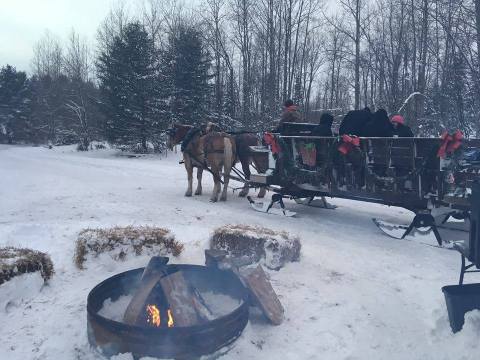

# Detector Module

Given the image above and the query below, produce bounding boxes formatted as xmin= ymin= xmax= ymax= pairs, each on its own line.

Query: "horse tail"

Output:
xmin=224 ymin=137 xmax=235 ymax=172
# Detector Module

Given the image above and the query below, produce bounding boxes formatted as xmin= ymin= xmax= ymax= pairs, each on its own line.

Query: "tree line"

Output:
xmin=1 ymin=0 xmax=479 ymax=150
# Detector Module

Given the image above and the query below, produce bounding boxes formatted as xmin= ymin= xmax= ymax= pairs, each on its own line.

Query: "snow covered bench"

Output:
xmin=210 ymin=225 xmax=301 ymax=270
xmin=74 ymin=226 xmax=184 ymax=269
xmin=0 ymin=247 xmax=54 ymax=311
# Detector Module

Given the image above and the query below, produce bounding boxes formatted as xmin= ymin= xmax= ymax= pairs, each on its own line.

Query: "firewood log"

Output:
xmin=123 ymin=257 xmax=169 ymax=325
xmin=159 ymin=271 xmax=214 ymax=326
xmin=240 ymin=265 xmax=284 ymax=325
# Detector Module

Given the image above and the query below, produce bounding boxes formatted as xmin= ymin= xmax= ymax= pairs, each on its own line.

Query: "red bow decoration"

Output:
xmin=264 ymin=132 xmax=281 ymax=154
xmin=437 ymin=130 xmax=463 ymax=159
xmin=338 ymin=135 xmax=360 ymax=155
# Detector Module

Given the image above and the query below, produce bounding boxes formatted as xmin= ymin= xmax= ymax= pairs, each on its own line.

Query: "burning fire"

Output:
xmin=167 ymin=309 xmax=174 ymax=328
xmin=146 ymin=305 xmax=174 ymax=328
xmin=146 ymin=304 xmax=161 ymax=327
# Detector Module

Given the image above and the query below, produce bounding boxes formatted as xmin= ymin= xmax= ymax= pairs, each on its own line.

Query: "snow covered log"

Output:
xmin=74 ymin=226 xmax=184 ymax=269
xmin=0 ymin=247 xmax=54 ymax=286
xmin=210 ymin=225 xmax=301 ymax=270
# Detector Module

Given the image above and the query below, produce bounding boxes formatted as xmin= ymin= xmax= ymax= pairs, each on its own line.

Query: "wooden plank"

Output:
xmin=123 ymin=256 xmax=169 ymax=325
xmin=240 ymin=265 xmax=284 ymax=326
xmin=159 ymin=271 xmax=213 ymax=327
xmin=141 ymin=256 xmax=169 ymax=281
xmin=123 ymin=274 xmax=165 ymax=325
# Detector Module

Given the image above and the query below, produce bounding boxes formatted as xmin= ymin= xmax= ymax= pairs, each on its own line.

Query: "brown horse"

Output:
xmin=167 ymin=124 xmax=236 ymax=202
xmin=167 ymin=124 xmax=266 ymax=199
xmin=234 ymin=133 xmax=267 ymax=198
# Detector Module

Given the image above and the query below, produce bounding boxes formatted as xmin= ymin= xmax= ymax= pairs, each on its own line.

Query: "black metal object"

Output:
xmin=267 ymin=193 xmax=287 ymax=213
xmin=442 ymin=283 xmax=480 ymax=332
xmin=400 ymin=211 xmax=443 ymax=246
xmin=454 ymin=180 xmax=480 ymax=284
xmin=87 ymin=264 xmax=249 ymax=359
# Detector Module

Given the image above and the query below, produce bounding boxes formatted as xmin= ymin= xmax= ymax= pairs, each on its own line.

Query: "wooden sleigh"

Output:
xmin=246 ymin=123 xmax=480 ymax=246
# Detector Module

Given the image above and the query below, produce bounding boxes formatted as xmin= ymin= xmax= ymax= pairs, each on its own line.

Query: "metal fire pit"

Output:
xmin=87 ymin=264 xmax=249 ymax=359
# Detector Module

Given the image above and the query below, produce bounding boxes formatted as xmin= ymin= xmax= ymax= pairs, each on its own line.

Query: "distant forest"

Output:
xmin=1 ymin=0 xmax=480 ymax=151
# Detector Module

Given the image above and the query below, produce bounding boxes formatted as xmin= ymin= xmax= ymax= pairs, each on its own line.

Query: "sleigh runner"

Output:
xmin=245 ymin=123 xmax=480 ymax=246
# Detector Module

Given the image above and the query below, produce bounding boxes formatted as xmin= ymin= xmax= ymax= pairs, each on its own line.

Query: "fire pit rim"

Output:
xmin=87 ymin=264 xmax=249 ymax=332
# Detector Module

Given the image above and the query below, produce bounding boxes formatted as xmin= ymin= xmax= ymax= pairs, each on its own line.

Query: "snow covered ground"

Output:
xmin=0 ymin=144 xmax=479 ymax=360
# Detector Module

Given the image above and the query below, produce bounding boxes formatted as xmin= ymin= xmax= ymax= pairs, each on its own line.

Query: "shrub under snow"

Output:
xmin=74 ymin=226 xmax=184 ymax=269
xmin=0 ymin=247 xmax=54 ymax=286
xmin=210 ymin=224 xmax=301 ymax=270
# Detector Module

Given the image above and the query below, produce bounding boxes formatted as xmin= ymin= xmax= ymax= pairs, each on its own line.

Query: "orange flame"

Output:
xmin=167 ymin=309 xmax=174 ymax=328
xmin=146 ymin=304 xmax=161 ymax=327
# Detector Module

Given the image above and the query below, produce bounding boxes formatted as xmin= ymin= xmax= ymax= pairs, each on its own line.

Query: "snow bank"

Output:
xmin=74 ymin=226 xmax=184 ymax=269
xmin=0 ymin=272 xmax=44 ymax=312
xmin=210 ymin=225 xmax=301 ymax=270
xmin=427 ymin=308 xmax=480 ymax=359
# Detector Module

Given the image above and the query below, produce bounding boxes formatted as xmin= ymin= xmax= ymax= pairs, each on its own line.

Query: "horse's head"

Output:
xmin=166 ymin=124 xmax=193 ymax=150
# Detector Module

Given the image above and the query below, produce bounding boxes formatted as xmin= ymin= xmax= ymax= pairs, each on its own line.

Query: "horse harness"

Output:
xmin=180 ymin=127 xmax=226 ymax=184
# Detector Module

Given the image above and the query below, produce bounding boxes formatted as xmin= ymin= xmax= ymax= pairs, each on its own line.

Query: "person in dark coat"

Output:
xmin=360 ymin=108 xmax=393 ymax=179
xmin=311 ymin=113 xmax=334 ymax=137
xmin=391 ymin=115 xmax=414 ymax=137
xmin=279 ymin=99 xmax=302 ymax=124
xmin=339 ymin=107 xmax=372 ymax=136
xmin=361 ymin=108 xmax=394 ymax=137
xmin=274 ymin=99 xmax=302 ymax=133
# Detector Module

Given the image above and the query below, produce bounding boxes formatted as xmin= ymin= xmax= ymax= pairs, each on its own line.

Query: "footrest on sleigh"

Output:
xmin=294 ymin=197 xmax=337 ymax=209
xmin=247 ymin=195 xmax=296 ymax=217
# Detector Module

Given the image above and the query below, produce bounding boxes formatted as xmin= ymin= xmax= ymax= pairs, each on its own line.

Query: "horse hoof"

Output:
xmin=238 ymin=190 xmax=248 ymax=197
xmin=195 ymin=189 xmax=202 ymax=196
xmin=185 ymin=191 xmax=192 ymax=197
xmin=220 ymin=195 xmax=227 ymax=202
xmin=210 ymin=198 xmax=217 ymax=203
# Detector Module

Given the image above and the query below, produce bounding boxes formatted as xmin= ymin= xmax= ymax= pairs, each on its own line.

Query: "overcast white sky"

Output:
xmin=0 ymin=0 xmax=127 ymax=73
xmin=1 ymin=0 xmax=339 ymax=74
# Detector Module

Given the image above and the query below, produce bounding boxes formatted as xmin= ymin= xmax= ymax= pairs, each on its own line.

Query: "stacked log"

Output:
xmin=123 ymin=256 xmax=213 ymax=328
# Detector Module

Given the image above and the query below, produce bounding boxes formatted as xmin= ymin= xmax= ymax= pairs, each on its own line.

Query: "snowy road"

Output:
xmin=0 ymin=145 xmax=478 ymax=360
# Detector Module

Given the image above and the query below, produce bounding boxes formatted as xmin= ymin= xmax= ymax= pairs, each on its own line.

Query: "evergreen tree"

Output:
xmin=0 ymin=65 xmax=30 ymax=143
xmin=28 ymin=74 xmax=71 ymax=144
xmin=162 ymin=24 xmax=213 ymax=125
xmin=97 ymin=22 xmax=161 ymax=152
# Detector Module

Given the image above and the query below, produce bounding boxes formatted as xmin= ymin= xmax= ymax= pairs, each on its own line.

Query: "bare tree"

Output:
xmin=31 ymin=30 xmax=63 ymax=79
xmin=64 ymin=30 xmax=92 ymax=82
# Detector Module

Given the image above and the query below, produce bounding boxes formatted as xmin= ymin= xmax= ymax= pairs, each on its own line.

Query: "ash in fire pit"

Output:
xmin=87 ymin=257 xmax=250 ymax=359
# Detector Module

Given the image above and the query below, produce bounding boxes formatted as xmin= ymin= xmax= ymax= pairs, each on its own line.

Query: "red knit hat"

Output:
xmin=391 ymin=115 xmax=405 ymax=125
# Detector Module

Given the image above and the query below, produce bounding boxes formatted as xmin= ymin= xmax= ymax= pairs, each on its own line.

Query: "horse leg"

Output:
xmin=220 ymin=139 xmax=234 ymax=201
xmin=258 ymin=186 xmax=267 ymax=198
xmin=195 ymin=167 xmax=203 ymax=195
xmin=210 ymin=165 xmax=220 ymax=202
xmin=184 ymin=156 xmax=193 ymax=197
xmin=220 ymin=168 xmax=231 ymax=201
xmin=238 ymin=156 xmax=251 ymax=197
